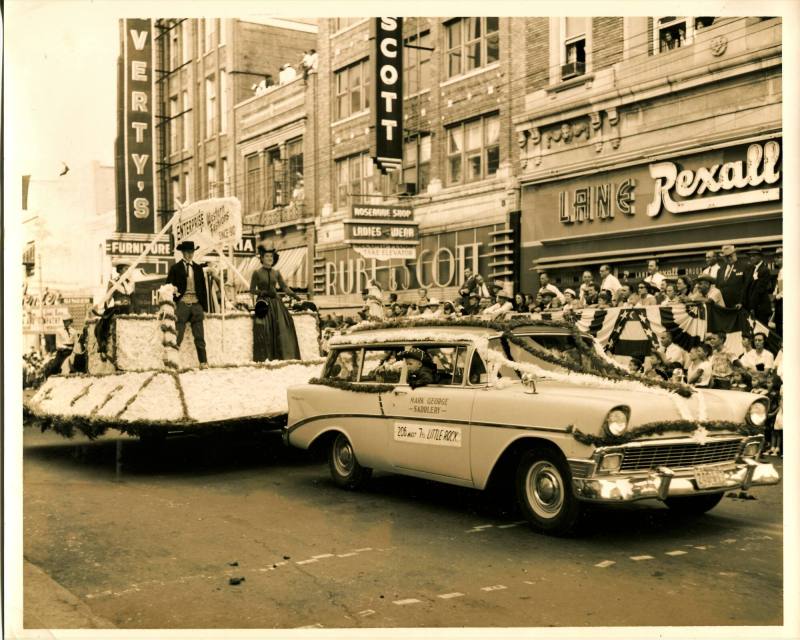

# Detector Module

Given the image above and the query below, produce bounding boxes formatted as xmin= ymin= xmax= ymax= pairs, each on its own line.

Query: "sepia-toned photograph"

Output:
xmin=4 ymin=1 xmax=798 ymax=638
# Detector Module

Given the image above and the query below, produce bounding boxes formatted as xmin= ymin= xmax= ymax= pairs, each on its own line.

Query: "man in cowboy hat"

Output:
xmin=744 ymin=246 xmax=772 ymax=324
xmin=397 ymin=347 xmax=437 ymax=389
xmin=715 ymin=244 xmax=747 ymax=309
xmin=166 ymin=240 xmax=217 ymax=368
xmin=694 ymin=273 xmax=725 ymax=306
xmin=483 ymin=290 xmax=514 ymax=319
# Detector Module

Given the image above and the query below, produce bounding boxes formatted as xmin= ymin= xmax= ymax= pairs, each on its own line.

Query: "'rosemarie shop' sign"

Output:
xmin=173 ymin=197 xmax=243 ymax=250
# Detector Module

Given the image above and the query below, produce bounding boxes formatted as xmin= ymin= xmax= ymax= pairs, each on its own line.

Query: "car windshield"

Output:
xmin=488 ymin=333 xmax=622 ymax=380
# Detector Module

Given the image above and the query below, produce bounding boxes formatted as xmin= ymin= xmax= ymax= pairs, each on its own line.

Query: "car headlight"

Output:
xmin=747 ymin=400 xmax=768 ymax=427
xmin=604 ymin=406 xmax=630 ymax=437
xmin=742 ymin=440 xmax=762 ymax=458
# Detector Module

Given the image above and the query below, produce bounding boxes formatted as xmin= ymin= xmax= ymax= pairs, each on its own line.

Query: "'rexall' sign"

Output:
xmin=371 ymin=18 xmax=403 ymax=174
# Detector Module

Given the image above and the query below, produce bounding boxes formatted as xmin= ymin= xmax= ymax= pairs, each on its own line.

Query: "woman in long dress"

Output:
xmin=250 ymin=247 xmax=301 ymax=361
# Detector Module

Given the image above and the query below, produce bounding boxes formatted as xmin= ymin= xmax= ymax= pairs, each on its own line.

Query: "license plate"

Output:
xmin=695 ymin=466 xmax=728 ymax=489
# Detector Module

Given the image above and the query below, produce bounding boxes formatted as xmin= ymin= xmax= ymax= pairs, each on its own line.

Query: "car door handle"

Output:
xmin=393 ymin=389 xmax=408 ymax=396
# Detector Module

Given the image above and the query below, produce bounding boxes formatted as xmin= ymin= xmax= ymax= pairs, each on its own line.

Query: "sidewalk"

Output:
xmin=23 ymin=559 xmax=116 ymax=630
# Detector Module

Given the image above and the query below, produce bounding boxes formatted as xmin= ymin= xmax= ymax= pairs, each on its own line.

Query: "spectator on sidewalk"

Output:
xmin=660 ymin=282 xmax=681 ymax=306
xmin=582 ymin=282 xmax=599 ymax=307
xmin=632 ymin=281 xmax=658 ymax=306
xmin=744 ymin=247 xmax=772 ymax=324
xmin=643 ymin=259 xmax=666 ymax=290
xmin=706 ymin=331 xmax=735 ymax=389
xmin=653 ymin=332 xmax=689 ymax=374
xmin=537 ymin=272 xmax=565 ymax=304
xmin=716 ymin=244 xmax=747 ymax=308
xmin=687 ymin=343 xmax=713 ymax=387
xmin=578 ymin=270 xmax=595 ymax=306
xmin=599 ymin=264 xmax=621 ymax=296
xmin=674 ymin=275 xmax=693 ymax=302
xmin=701 ymin=249 xmax=721 ymax=279
xmin=691 ymin=274 xmax=725 ymax=306
xmin=771 ymin=247 xmax=782 ymax=335
xmin=740 ymin=332 xmax=775 ymax=374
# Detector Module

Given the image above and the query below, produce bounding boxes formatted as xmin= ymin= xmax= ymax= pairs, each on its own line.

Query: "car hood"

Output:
xmin=491 ymin=379 xmax=763 ymax=428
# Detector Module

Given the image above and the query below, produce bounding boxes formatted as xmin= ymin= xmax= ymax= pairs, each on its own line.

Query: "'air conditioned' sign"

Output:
xmin=371 ymin=18 xmax=403 ymax=174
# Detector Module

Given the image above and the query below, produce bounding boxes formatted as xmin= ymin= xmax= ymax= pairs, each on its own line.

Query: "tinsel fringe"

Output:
xmin=568 ymin=420 xmax=761 ymax=447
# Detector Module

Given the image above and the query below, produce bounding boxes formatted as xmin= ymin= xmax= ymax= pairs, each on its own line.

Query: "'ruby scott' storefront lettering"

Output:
xmin=646 ymin=140 xmax=781 ymax=217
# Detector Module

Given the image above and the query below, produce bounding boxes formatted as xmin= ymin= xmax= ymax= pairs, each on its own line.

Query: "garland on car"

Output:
xmin=308 ymin=377 xmax=397 ymax=394
xmin=567 ymin=420 xmax=762 ymax=447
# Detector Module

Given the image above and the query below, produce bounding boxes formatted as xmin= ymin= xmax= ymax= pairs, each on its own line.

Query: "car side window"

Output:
xmin=361 ymin=347 xmax=403 ymax=383
xmin=325 ymin=349 xmax=362 ymax=381
xmin=426 ymin=346 xmax=466 ymax=386
xmin=468 ymin=350 xmax=488 ymax=385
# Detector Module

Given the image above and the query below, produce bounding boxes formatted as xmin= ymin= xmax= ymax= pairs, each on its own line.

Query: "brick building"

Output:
xmin=513 ymin=17 xmax=782 ymax=294
xmin=311 ymin=17 xmax=526 ymax=312
xmin=153 ymin=17 xmax=316 ymax=254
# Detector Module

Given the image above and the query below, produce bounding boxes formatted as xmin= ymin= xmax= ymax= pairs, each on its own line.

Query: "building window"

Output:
xmin=181 ymin=91 xmax=190 ymax=150
xmin=205 ymin=75 xmax=216 ymax=138
xmin=245 ymin=154 xmax=261 ymax=211
xmin=331 ymin=18 xmax=361 ymax=32
xmin=446 ymin=114 xmax=500 ymax=185
xmin=206 ymin=162 xmax=217 ymax=198
xmin=562 ymin=17 xmax=587 ymax=80
xmin=181 ymin=20 xmax=192 ymax=62
xmin=171 ymin=175 xmax=181 ymax=208
xmin=221 ymin=157 xmax=229 ymax=196
xmin=203 ymin=18 xmax=216 ymax=52
xmin=335 ymin=152 xmax=374 ymax=210
xmin=404 ymin=31 xmax=432 ymax=95
xmin=219 ymin=70 xmax=228 ymax=134
xmin=334 ymin=59 xmax=371 ymax=121
xmin=169 ymin=95 xmax=180 ymax=153
xmin=183 ymin=170 xmax=191 ymax=202
xmin=655 ymin=17 xmax=693 ymax=53
xmin=218 ymin=18 xmax=226 ymax=46
xmin=169 ymin=26 xmax=179 ymax=70
xmin=268 ymin=148 xmax=285 ymax=208
xmin=445 ymin=17 xmax=499 ymax=79
xmin=403 ymin=135 xmax=431 ymax=192
xmin=287 ymin=138 xmax=303 ymax=200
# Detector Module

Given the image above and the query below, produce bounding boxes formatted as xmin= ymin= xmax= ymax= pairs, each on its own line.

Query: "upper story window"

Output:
xmin=203 ymin=18 xmax=217 ymax=52
xmin=446 ymin=113 xmax=500 ymax=186
xmin=331 ymin=18 xmax=362 ymax=33
xmin=245 ymin=153 xmax=261 ymax=212
xmin=169 ymin=95 xmax=180 ymax=152
xmin=181 ymin=20 xmax=192 ymax=62
xmin=335 ymin=152 xmax=374 ymax=211
xmin=561 ymin=17 xmax=587 ymax=80
xmin=221 ymin=157 xmax=230 ymax=196
xmin=404 ymin=135 xmax=431 ymax=193
xmin=404 ymin=31 xmax=432 ymax=95
xmin=206 ymin=161 xmax=217 ymax=198
xmin=655 ymin=17 xmax=694 ymax=53
xmin=204 ymin=75 xmax=216 ymax=138
xmin=169 ymin=27 xmax=180 ymax=70
xmin=181 ymin=91 xmax=190 ymax=150
xmin=334 ymin=59 xmax=371 ymax=121
xmin=445 ymin=17 xmax=499 ymax=79
xmin=219 ymin=70 xmax=228 ymax=134
xmin=267 ymin=148 xmax=285 ymax=208
xmin=218 ymin=18 xmax=226 ymax=46
xmin=287 ymin=138 xmax=304 ymax=200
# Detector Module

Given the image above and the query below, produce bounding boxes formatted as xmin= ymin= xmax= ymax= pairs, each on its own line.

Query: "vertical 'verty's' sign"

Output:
xmin=121 ymin=19 xmax=157 ymax=233
xmin=371 ymin=17 xmax=403 ymax=174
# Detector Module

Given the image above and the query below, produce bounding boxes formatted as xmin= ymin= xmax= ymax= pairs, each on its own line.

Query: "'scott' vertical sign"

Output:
xmin=122 ymin=18 xmax=157 ymax=233
xmin=372 ymin=17 xmax=403 ymax=174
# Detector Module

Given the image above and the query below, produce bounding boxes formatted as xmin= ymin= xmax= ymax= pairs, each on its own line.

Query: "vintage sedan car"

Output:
xmin=284 ymin=319 xmax=780 ymax=534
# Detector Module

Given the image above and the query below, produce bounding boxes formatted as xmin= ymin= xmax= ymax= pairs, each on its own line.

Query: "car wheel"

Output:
xmin=516 ymin=448 xmax=581 ymax=535
xmin=329 ymin=433 xmax=372 ymax=490
xmin=664 ymin=492 xmax=725 ymax=515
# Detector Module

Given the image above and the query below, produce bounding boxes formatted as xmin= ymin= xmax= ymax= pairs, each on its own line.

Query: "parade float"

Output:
xmin=24 ymin=197 xmax=325 ymax=440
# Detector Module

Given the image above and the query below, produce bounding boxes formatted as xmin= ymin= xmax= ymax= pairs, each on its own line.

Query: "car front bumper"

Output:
xmin=571 ymin=458 xmax=780 ymax=502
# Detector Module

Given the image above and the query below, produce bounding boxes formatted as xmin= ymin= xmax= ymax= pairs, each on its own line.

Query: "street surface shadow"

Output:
xmin=23 ymin=429 xmax=311 ymax=479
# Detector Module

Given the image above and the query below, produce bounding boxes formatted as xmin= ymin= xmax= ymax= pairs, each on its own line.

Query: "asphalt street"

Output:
xmin=22 ymin=426 xmax=783 ymax=629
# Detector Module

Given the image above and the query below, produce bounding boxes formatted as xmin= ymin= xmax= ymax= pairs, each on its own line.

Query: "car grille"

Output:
xmin=619 ymin=439 xmax=743 ymax=472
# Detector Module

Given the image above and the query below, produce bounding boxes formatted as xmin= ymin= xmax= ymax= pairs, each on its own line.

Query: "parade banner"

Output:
xmin=173 ymin=197 xmax=243 ymax=251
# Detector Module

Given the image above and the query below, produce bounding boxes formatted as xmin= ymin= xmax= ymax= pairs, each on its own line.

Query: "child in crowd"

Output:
xmin=686 ymin=343 xmax=712 ymax=387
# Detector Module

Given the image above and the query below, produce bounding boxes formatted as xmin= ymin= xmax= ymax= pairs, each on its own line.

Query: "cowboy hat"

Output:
xmin=176 ymin=240 xmax=198 ymax=252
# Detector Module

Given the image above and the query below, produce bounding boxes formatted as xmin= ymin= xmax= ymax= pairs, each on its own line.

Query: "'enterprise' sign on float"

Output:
xmin=371 ymin=17 xmax=403 ymax=174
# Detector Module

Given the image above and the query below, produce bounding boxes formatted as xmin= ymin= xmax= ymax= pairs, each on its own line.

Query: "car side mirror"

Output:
xmin=522 ymin=373 xmax=537 ymax=394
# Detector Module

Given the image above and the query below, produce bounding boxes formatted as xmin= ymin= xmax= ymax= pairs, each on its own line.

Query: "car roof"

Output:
xmin=329 ymin=318 xmax=579 ymax=347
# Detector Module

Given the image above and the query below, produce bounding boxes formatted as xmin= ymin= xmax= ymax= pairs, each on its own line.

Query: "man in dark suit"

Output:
xmin=166 ymin=240 xmax=215 ymax=368
xmin=715 ymin=244 xmax=747 ymax=309
xmin=744 ymin=247 xmax=772 ymax=324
